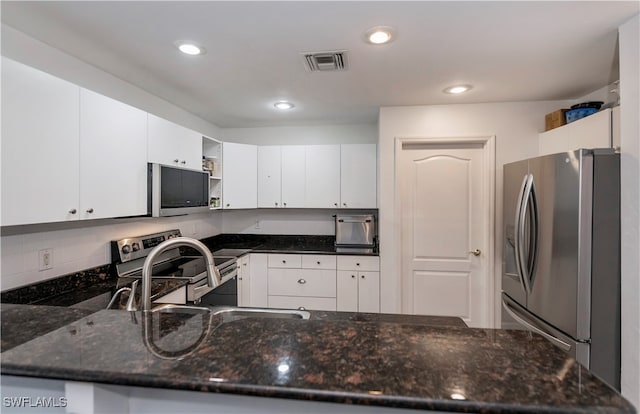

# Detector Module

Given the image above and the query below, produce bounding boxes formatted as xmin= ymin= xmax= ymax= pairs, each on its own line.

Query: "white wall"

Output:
xmin=377 ymin=100 xmax=573 ymax=320
xmin=221 ymin=209 xmax=337 ymax=235
xmin=619 ymin=13 xmax=640 ymax=408
xmin=0 ymin=25 xmax=224 ymax=291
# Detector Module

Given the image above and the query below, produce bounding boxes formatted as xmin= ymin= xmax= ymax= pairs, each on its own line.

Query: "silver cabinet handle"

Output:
xmin=173 ymin=159 xmax=179 ymax=163
xmin=297 ymin=279 xmax=306 ymax=284
xmin=86 ymin=208 xmax=94 ymax=214
xmin=469 ymin=249 xmax=481 ymax=256
xmin=298 ymin=307 xmax=306 ymax=311
xmin=69 ymin=209 xmax=77 ymax=214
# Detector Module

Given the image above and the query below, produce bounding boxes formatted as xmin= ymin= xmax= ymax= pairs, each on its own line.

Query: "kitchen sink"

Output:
xmin=150 ymin=304 xmax=310 ymax=320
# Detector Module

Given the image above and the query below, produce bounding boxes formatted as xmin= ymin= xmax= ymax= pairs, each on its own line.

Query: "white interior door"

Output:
xmin=399 ymin=142 xmax=489 ymax=327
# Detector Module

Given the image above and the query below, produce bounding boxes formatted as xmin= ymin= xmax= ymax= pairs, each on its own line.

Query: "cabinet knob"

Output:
xmin=238 ymin=277 xmax=243 ymax=280
xmin=297 ymin=279 xmax=306 ymax=284
xmin=68 ymin=209 xmax=77 ymax=214
xmin=361 ymin=275 xmax=365 ymax=279
xmin=334 ymin=203 xmax=338 ymax=207
xmin=282 ymin=260 xmax=286 ymax=264
xmin=275 ymin=202 xmax=278 ymax=206
xmin=283 ymin=202 xmax=287 ymax=207
xmin=181 ymin=160 xmax=186 ymax=164
xmin=343 ymin=203 xmax=347 ymax=207
xmin=226 ymin=203 xmax=230 ymax=207
xmin=317 ymin=261 xmax=321 ymax=265
xmin=243 ymin=263 xmax=247 ymax=267
xmin=351 ymin=274 xmax=356 ymax=278
xmin=173 ymin=159 xmax=179 ymax=163
xmin=86 ymin=208 xmax=94 ymax=213
xmin=356 ymin=263 xmax=360 ymax=266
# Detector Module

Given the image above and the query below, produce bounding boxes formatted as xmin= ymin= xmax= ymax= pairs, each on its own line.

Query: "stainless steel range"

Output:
xmin=111 ymin=230 xmax=238 ymax=303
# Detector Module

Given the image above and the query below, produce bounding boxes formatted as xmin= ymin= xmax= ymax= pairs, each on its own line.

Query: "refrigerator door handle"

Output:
xmin=502 ymin=299 xmax=572 ymax=352
xmin=513 ymin=174 xmax=529 ymax=295
xmin=527 ymin=176 xmax=540 ymax=287
xmin=517 ymin=174 xmax=534 ymax=295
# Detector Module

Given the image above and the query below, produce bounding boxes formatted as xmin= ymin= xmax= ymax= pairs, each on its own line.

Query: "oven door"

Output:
xmin=197 ymin=260 xmax=238 ymax=306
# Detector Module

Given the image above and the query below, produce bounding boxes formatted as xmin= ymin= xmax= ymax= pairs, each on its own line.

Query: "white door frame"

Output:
xmin=394 ymin=136 xmax=496 ymax=328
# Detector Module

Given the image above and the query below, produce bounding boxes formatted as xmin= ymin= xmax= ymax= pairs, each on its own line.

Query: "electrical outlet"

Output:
xmin=38 ymin=248 xmax=53 ymax=271
xmin=255 ymin=219 xmax=261 ymax=229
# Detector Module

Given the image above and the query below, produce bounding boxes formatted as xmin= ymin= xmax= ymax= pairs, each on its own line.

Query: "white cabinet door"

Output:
xmin=79 ymin=89 xmax=148 ymax=220
xmin=305 ymin=145 xmax=340 ymax=208
xmin=337 ymin=271 xmax=358 ymax=312
xmin=358 ymin=271 xmax=380 ymax=313
xmin=222 ymin=142 xmax=258 ymax=209
xmin=237 ymin=255 xmax=251 ymax=307
xmin=257 ymin=146 xmax=281 ymax=208
xmin=539 ymin=109 xmax=612 ymax=156
xmin=340 ymin=144 xmax=377 ymax=208
xmin=148 ymin=114 xmax=202 ymax=170
xmin=568 ymin=109 xmax=611 ymax=150
xmin=248 ymin=254 xmax=268 ymax=307
xmin=281 ymin=146 xmax=306 ymax=208
xmin=1 ymin=57 xmax=80 ymax=226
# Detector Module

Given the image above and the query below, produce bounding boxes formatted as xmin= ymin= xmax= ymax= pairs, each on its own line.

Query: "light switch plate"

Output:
xmin=38 ymin=248 xmax=53 ymax=271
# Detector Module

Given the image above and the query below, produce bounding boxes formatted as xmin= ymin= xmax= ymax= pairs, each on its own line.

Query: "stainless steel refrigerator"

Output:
xmin=502 ymin=148 xmax=621 ymax=390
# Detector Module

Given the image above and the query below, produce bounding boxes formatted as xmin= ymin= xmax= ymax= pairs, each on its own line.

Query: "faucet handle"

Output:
xmin=126 ymin=280 xmax=139 ymax=312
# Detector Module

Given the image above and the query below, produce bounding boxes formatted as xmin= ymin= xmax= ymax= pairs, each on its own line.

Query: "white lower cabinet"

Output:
xmin=336 ymin=256 xmax=380 ymax=313
xmin=262 ymin=254 xmax=338 ymax=311
xmin=246 ymin=253 xmax=379 ymax=312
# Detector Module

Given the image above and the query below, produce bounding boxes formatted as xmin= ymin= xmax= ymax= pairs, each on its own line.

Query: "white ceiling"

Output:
xmin=2 ymin=1 xmax=638 ymax=128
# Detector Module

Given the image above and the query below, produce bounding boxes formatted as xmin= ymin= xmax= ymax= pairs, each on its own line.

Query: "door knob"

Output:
xmin=469 ymin=249 xmax=481 ymax=256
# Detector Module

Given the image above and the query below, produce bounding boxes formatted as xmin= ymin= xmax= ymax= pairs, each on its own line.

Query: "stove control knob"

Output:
xmin=121 ymin=244 xmax=131 ymax=254
xmin=132 ymin=242 xmax=140 ymax=252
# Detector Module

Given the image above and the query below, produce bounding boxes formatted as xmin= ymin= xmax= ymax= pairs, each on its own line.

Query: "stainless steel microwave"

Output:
xmin=148 ymin=163 xmax=210 ymax=217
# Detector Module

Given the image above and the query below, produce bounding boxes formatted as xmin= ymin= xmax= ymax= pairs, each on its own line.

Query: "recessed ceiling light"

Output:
xmin=443 ymin=85 xmax=473 ymax=94
xmin=274 ymin=101 xmax=295 ymax=110
xmin=365 ymin=26 xmax=395 ymax=45
xmin=175 ymin=42 xmax=206 ymax=56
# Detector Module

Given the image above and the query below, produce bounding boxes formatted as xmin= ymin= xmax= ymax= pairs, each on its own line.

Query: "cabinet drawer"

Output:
xmin=301 ymin=255 xmax=336 ymax=270
xmin=337 ymin=256 xmax=379 ymax=271
xmin=268 ymin=295 xmax=336 ymax=311
xmin=268 ymin=254 xmax=302 ymax=268
xmin=268 ymin=269 xmax=336 ymax=297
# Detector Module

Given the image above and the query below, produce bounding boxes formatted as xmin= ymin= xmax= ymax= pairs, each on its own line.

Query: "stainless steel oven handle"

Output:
xmin=502 ymin=299 xmax=571 ymax=352
xmin=193 ymin=285 xmax=215 ymax=295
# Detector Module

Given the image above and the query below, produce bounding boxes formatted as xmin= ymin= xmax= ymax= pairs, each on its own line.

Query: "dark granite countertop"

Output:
xmin=202 ymin=234 xmax=379 ymax=256
xmin=0 ymin=305 xmax=633 ymax=413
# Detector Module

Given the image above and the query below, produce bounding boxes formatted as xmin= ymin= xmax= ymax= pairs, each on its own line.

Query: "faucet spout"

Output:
xmin=141 ymin=237 xmax=220 ymax=312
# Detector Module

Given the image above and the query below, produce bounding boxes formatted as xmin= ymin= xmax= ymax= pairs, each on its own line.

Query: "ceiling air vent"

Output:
xmin=302 ymin=51 xmax=348 ymax=72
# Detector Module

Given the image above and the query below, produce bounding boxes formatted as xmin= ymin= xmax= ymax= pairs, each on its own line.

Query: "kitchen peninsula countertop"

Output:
xmin=1 ymin=305 xmax=634 ymax=413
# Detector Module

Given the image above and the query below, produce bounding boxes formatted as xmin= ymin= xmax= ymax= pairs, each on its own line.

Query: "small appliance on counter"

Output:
xmin=334 ymin=214 xmax=377 ymax=253
xmin=111 ymin=230 xmax=238 ymax=305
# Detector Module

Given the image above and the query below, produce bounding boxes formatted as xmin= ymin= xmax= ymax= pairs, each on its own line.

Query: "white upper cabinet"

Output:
xmin=223 ymin=142 xmax=257 ymax=209
xmin=79 ymin=89 xmax=148 ymax=220
xmin=147 ymin=114 xmax=202 ymax=170
xmin=305 ymin=145 xmax=341 ymax=208
xmin=257 ymin=146 xmax=282 ymax=208
xmin=340 ymin=144 xmax=377 ymax=208
xmin=1 ymin=57 xmax=80 ymax=226
xmin=281 ymin=146 xmax=306 ymax=208
xmin=539 ymin=109 xmax=612 ymax=156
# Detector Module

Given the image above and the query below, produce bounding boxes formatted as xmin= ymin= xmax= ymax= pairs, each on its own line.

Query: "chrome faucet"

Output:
xmin=140 ymin=237 xmax=221 ymax=312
